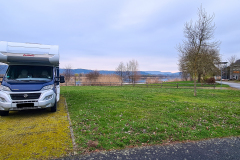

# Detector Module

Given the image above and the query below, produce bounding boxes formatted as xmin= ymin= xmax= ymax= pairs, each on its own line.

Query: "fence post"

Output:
xmin=161 ymin=82 xmax=162 ymax=88
xmin=147 ymin=82 xmax=148 ymax=88
xmin=177 ymin=83 xmax=178 ymax=88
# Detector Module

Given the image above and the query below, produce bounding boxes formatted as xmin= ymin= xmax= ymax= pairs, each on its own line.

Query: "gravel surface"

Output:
xmin=216 ymin=81 xmax=240 ymax=89
xmin=55 ymin=137 xmax=240 ymax=160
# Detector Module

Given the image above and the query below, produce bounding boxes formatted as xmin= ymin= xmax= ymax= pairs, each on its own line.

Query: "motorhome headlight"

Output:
xmin=41 ymin=84 xmax=54 ymax=91
xmin=0 ymin=97 xmax=7 ymax=102
xmin=0 ymin=85 xmax=11 ymax=91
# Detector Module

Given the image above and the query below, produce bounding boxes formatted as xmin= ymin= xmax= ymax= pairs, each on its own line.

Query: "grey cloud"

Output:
xmin=0 ymin=0 xmax=239 ymax=71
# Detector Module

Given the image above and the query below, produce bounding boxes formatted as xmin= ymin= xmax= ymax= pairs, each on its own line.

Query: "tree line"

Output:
xmin=115 ymin=59 xmax=140 ymax=84
xmin=62 ymin=59 xmax=141 ymax=84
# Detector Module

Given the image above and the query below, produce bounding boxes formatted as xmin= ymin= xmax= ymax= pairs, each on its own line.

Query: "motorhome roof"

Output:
xmin=0 ymin=41 xmax=59 ymax=66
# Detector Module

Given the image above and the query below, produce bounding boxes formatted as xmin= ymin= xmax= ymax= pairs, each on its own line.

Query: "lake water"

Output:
xmin=137 ymin=77 xmax=176 ymax=83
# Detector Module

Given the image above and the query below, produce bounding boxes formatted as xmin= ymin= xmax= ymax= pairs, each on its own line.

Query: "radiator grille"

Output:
xmin=10 ymin=93 xmax=41 ymax=100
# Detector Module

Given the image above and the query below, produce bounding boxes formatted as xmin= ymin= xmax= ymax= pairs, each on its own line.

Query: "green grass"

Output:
xmin=61 ymin=86 xmax=240 ymax=153
xmin=233 ymin=80 xmax=240 ymax=83
xmin=130 ymin=81 xmax=229 ymax=88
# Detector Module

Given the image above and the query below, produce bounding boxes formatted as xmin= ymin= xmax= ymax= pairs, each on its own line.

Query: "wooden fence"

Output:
xmin=61 ymin=82 xmax=218 ymax=89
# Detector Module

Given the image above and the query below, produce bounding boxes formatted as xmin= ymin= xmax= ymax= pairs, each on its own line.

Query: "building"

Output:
xmin=230 ymin=59 xmax=240 ymax=80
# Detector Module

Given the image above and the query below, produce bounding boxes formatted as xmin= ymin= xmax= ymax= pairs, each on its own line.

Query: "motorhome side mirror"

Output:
xmin=60 ymin=75 xmax=65 ymax=83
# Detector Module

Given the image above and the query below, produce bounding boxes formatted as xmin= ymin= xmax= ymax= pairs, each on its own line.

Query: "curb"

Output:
xmin=65 ymin=98 xmax=78 ymax=155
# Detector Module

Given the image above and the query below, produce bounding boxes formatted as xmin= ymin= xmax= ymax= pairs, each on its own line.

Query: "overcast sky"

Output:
xmin=1 ymin=0 xmax=239 ymax=72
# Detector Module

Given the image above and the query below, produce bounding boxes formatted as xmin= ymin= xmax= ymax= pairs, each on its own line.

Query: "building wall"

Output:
xmin=230 ymin=59 xmax=240 ymax=80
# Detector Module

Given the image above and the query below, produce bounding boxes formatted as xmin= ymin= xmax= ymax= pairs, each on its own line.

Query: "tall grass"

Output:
xmin=81 ymin=74 xmax=121 ymax=86
xmin=61 ymin=74 xmax=122 ymax=86
xmin=146 ymin=77 xmax=162 ymax=84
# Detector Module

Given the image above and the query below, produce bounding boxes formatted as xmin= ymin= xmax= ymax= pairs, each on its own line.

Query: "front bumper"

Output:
xmin=0 ymin=90 xmax=56 ymax=111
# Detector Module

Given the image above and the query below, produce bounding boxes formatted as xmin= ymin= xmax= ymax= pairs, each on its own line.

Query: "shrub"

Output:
xmin=86 ymin=71 xmax=100 ymax=81
xmin=206 ymin=77 xmax=215 ymax=83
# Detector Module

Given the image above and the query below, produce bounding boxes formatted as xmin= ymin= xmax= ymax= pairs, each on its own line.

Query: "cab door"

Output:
xmin=55 ymin=67 xmax=60 ymax=102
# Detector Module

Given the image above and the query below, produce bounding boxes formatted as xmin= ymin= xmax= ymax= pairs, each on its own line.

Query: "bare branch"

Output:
xmin=63 ymin=65 xmax=74 ymax=85
xmin=86 ymin=70 xmax=100 ymax=82
xmin=115 ymin=62 xmax=126 ymax=81
xmin=177 ymin=5 xmax=221 ymax=96
xmin=228 ymin=55 xmax=238 ymax=67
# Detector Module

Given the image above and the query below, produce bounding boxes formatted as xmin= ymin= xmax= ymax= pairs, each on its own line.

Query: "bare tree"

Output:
xmin=63 ymin=65 xmax=74 ymax=86
xmin=227 ymin=55 xmax=238 ymax=80
xmin=115 ymin=62 xmax=126 ymax=82
xmin=86 ymin=70 xmax=100 ymax=84
xmin=228 ymin=55 xmax=238 ymax=67
xmin=189 ymin=48 xmax=220 ymax=82
xmin=177 ymin=5 xmax=220 ymax=96
xmin=178 ymin=56 xmax=189 ymax=81
xmin=200 ymin=48 xmax=220 ymax=79
xmin=179 ymin=70 xmax=189 ymax=81
xmin=126 ymin=59 xmax=140 ymax=85
xmin=125 ymin=62 xmax=131 ymax=83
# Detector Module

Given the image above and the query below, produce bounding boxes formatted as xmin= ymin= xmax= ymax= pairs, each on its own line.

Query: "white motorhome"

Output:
xmin=0 ymin=41 xmax=65 ymax=116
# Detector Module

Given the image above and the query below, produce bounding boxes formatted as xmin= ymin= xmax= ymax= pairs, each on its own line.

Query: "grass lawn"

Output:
xmin=233 ymin=80 xmax=240 ymax=83
xmin=61 ymin=86 xmax=240 ymax=153
xmin=132 ymin=81 xmax=229 ymax=88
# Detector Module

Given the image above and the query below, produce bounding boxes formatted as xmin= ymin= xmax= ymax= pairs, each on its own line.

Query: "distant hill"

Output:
xmin=0 ymin=65 xmax=180 ymax=77
xmin=59 ymin=68 xmax=150 ymax=75
xmin=60 ymin=68 xmax=180 ymax=76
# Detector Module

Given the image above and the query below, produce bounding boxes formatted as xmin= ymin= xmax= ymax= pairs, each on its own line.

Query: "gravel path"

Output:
xmin=216 ymin=81 xmax=240 ymax=89
xmin=56 ymin=137 xmax=240 ymax=160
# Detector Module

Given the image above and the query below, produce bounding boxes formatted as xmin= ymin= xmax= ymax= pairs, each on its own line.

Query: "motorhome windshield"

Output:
xmin=6 ymin=65 xmax=53 ymax=81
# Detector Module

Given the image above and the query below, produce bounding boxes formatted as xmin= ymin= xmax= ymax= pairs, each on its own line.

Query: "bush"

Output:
xmin=86 ymin=71 xmax=100 ymax=81
xmin=206 ymin=77 xmax=215 ymax=83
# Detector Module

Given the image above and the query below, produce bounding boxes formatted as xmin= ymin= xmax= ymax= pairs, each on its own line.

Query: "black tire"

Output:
xmin=50 ymin=100 xmax=57 ymax=112
xmin=0 ymin=111 xmax=9 ymax=116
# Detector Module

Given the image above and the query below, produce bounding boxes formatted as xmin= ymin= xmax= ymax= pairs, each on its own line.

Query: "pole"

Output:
xmin=226 ymin=64 xmax=228 ymax=80
xmin=218 ymin=62 xmax=227 ymax=89
xmin=221 ymin=67 xmax=222 ymax=89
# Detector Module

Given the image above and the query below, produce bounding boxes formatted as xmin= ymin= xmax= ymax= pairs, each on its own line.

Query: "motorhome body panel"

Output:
xmin=0 ymin=41 xmax=59 ymax=66
xmin=0 ymin=41 xmax=61 ymax=114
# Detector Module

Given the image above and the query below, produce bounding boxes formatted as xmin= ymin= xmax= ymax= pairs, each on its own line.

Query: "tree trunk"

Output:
xmin=194 ymin=79 xmax=197 ymax=96
xmin=190 ymin=74 xmax=193 ymax=81
xmin=198 ymin=73 xmax=201 ymax=83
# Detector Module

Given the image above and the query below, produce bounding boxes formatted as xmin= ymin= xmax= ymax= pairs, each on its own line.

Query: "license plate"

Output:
xmin=17 ymin=103 xmax=35 ymax=108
